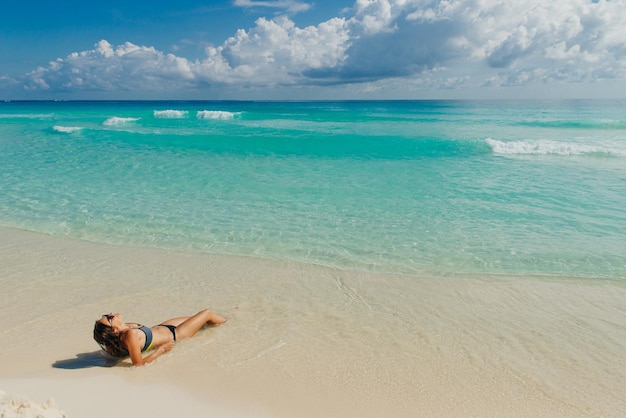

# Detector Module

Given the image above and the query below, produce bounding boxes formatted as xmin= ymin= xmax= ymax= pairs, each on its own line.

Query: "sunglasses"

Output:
xmin=102 ymin=314 xmax=114 ymax=326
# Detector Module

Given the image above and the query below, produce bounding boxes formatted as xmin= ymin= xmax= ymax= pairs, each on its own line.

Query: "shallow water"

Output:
xmin=1 ymin=100 xmax=625 ymax=279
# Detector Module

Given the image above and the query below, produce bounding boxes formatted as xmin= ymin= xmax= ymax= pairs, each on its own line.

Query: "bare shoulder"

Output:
xmin=120 ymin=328 xmax=141 ymax=346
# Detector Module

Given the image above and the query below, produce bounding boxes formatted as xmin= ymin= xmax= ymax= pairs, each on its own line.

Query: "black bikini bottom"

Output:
xmin=158 ymin=324 xmax=177 ymax=341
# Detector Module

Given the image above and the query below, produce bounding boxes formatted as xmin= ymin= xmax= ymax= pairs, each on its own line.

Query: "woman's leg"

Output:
xmin=167 ymin=309 xmax=226 ymax=340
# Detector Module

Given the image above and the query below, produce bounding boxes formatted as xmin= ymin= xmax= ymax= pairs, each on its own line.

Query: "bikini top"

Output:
xmin=137 ymin=325 xmax=153 ymax=352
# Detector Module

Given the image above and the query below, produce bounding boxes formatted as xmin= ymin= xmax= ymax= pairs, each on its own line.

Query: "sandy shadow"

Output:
xmin=53 ymin=351 xmax=122 ymax=369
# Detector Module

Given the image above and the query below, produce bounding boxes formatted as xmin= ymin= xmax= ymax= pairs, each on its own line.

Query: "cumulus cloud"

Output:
xmin=22 ymin=40 xmax=196 ymax=92
xmin=11 ymin=0 xmax=626 ymax=96
xmin=207 ymin=16 xmax=350 ymax=83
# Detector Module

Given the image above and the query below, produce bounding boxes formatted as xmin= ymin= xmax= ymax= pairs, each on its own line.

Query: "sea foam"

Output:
xmin=103 ymin=117 xmax=140 ymax=126
xmin=485 ymin=138 xmax=623 ymax=157
xmin=53 ymin=125 xmax=83 ymax=133
xmin=0 ymin=390 xmax=66 ymax=418
xmin=196 ymin=110 xmax=240 ymax=120
xmin=154 ymin=110 xmax=188 ymax=118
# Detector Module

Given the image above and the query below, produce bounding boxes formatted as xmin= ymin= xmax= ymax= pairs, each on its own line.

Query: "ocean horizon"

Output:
xmin=1 ymin=99 xmax=625 ymax=280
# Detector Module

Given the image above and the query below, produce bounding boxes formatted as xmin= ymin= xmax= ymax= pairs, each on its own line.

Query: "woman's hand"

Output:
xmin=159 ymin=341 xmax=175 ymax=352
xmin=132 ymin=340 xmax=175 ymax=366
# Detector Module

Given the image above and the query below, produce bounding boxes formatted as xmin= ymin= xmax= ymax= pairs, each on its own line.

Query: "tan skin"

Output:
xmin=99 ymin=309 xmax=226 ymax=366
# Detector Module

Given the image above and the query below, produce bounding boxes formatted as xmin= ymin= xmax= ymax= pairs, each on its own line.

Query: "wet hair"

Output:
xmin=93 ymin=321 xmax=129 ymax=358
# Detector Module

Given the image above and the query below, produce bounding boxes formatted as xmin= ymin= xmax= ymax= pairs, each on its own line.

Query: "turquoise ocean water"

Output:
xmin=1 ymin=100 xmax=625 ymax=280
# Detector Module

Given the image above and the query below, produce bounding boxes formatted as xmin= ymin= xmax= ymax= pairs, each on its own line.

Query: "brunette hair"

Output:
xmin=93 ymin=321 xmax=129 ymax=358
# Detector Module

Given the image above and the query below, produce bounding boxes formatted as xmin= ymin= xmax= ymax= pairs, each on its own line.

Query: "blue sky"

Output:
xmin=2 ymin=0 xmax=626 ymax=100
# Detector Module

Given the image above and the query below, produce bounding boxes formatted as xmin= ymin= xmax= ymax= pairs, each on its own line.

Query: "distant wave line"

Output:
xmin=519 ymin=119 xmax=626 ymax=130
xmin=113 ymin=110 xmax=241 ymax=121
xmin=0 ymin=113 xmax=54 ymax=119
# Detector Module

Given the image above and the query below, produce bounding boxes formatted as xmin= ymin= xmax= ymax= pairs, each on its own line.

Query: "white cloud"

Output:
xmin=10 ymin=0 xmax=626 ymax=97
xmin=214 ymin=16 xmax=350 ymax=83
xmin=22 ymin=40 xmax=197 ymax=93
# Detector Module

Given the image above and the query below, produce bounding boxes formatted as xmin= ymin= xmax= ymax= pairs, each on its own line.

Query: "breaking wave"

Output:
xmin=154 ymin=110 xmax=189 ymax=118
xmin=196 ymin=110 xmax=240 ymax=120
xmin=103 ymin=117 xmax=140 ymax=126
xmin=485 ymin=138 xmax=625 ymax=157
xmin=52 ymin=125 xmax=83 ymax=133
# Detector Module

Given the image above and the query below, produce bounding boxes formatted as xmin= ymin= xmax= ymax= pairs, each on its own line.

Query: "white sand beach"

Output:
xmin=1 ymin=226 xmax=625 ymax=417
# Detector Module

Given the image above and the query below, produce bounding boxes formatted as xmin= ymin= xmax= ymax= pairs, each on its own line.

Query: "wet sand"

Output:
xmin=1 ymin=226 xmax=625 ymax=417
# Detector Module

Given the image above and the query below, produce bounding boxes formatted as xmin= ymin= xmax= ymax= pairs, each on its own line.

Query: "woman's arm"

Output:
xmin=132 ymin=341 xmax=175 ymax=366
xmin=121 ymin=330 xmax=175 ymax=366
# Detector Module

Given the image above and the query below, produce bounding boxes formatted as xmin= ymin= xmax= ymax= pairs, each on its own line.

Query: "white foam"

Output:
xmin=103 ymin=117 xmax=140 ymax=126
xmin=154 ymin=110 xmax=188 ymax=118
xmin=196 ymin=110 xmax=240 ymax=120
xmin=485 ymin=138 xmax=623 ymax=157
xmin=52 ymin=125 xmax=82 ymax=133
xmin=0 ymin=390 xmax=66 ymax=418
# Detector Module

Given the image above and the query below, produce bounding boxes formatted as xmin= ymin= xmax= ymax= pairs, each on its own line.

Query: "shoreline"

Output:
xmin=3 ymin=225 xmax=618 ymax=284
xmin=1 ymin=226 xmax=625 ymax=417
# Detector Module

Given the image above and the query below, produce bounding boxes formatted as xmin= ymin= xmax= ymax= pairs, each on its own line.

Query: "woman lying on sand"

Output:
xmin=93 ymin=309 xmax=226 ymax=366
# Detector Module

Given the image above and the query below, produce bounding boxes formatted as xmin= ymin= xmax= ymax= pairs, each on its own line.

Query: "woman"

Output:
xmin=93 ymin=308 xmax=226 ymax=366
